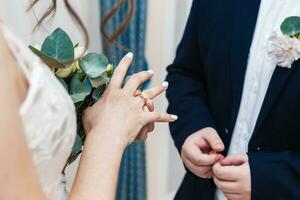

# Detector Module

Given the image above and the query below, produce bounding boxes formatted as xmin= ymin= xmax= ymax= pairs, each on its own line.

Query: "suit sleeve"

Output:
xmin=248 ymin=151 xmax=300 ymax=199
xmin=166 ymin=0 xmax=216 ymax=153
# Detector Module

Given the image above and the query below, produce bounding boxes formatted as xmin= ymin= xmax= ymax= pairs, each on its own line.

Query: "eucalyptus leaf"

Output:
xmin=29 ymin=45 xmax=64 ymax=68
xmin=92 ymin=84 xmax=106 ymax=100
xmin=79 ymin=53 xmax=108 ymax=78
xmin=41 ymin=28 xmax=74 ymax=64
xmin=72 ymin=134 xmax=83 ymax=154
xmin=69 ymin=74 xmax=92 ymax=103
xmin=89 ymin=76 xmax=110 ymax=88
xmin=66 ymin=153 xmax=80 ymax=166
xmin=281 ymin=16 xmax=300 ymax=36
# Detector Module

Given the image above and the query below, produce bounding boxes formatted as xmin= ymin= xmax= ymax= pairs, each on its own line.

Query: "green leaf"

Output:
xmin=89 ymin=76 xmax=110 ymax=88
xmin=92 ymin=84 xmax=106 ymax=100
xmin=69 ymin=74 xmax=92 ymax=103
xmin=79 ymin=53 xmax=108 ymax=78
xmin=72 ymin=134 xmax=82 ymax=154
xmin=29 ymin=45 xmax=64 ymax=68
xmin=41 ymin=28 xmax=74 ymax=64
xmin=281 ymin=16 xmax=300 ymax=36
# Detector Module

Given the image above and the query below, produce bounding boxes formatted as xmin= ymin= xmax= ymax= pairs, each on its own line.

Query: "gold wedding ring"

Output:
xmin=134 ymin=90 xmax=148 ymax=103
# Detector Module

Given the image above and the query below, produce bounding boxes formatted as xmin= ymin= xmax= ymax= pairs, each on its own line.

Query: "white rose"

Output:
xmin=268 ymin=32 xmax=300 ymax=68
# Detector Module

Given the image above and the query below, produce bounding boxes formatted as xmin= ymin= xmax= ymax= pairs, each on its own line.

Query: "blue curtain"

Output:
xmin=99 ymin=1 xmax=148 ymax=200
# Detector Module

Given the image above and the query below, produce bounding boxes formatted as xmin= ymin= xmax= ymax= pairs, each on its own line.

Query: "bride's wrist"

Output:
xmin=86 ymin=127 xmax=129 ymax=150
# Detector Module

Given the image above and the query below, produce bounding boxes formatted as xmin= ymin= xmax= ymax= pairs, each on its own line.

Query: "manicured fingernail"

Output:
xmin=148 ymin=69 xmax=154 ymax=74
xmin=162 ymin=81 xmax=169 ymax=88
xmin=126 ymin=52 xmax=133 ymax=58
xmin=171 ymin=114 xmax=178 ymax=120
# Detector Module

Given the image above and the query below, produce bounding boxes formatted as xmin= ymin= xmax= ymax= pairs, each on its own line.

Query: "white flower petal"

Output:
xmin=268 ymin=32 xmax=300 ymax=68
xmin=74 ymin=46 xmax=86 ymax=58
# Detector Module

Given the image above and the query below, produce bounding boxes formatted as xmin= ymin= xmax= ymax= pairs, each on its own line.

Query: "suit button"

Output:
xmin=256 ymin=146 xmax=261 ymax=151
xmin=224 ymin=128 xmax=229 ymax=134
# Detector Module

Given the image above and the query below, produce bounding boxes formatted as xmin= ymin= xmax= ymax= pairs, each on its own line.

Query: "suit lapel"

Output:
xmin=230 ymin=0 xmax=261 ymax=129
xmin=252 ymin=60 xmax=300 ymax=137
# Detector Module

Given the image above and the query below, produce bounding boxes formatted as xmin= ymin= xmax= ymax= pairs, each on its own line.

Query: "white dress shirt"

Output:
xmin=215 ymin=0 xmax=300 ymax=199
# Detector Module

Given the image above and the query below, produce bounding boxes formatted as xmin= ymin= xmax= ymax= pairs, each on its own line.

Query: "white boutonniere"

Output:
xmin=268 ymin=16 xmax=300 ymax=68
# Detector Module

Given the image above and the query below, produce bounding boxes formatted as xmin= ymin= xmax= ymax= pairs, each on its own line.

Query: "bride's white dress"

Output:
xmin=1 ymin=24 xmax=77 ymax=199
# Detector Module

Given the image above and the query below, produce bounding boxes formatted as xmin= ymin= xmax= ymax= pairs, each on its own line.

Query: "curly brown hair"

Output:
xmin=29 ymin=0 xmax=135 ymax=51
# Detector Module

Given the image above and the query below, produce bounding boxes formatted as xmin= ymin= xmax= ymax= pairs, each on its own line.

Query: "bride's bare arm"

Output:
xmin=0 ymin=34 xmax=46 ymax=199
xmin=69 ymin=54 xmax=177 ymax=199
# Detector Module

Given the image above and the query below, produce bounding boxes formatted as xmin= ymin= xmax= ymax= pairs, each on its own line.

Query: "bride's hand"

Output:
xmin=134 ymin=82 xmax=168 ymax=141
xmin=82 ymin=52 xmax=177 ymax=146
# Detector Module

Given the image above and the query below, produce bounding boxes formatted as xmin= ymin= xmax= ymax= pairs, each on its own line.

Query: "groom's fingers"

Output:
xmin=212 ymin=162 xmax=239 ymax=181
xmin=183 ymin=143 xmax=221 ymax=166
xmin=213 ymin=176 xmax=238 ymax=193
xmin=224 ymin=193 xmax=240 ymax=200
xmin=220 ymin=155 xmax=248 ymax=166
xmin=182 ymin=154 xmax=213 ymax=178
xmin=110 ymin=52 xmax=133 ymax=88
xmin=201 ymin=132 xmax=225 ymax=152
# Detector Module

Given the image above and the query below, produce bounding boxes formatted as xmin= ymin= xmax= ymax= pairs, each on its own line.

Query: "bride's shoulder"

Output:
xmin=0 ymin=30 xmax=16 ymax=73
xmin=0 ymin=29 xmax=28 ymax=104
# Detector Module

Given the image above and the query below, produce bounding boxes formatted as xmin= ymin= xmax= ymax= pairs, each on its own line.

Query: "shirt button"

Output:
xmin=252 ymin=81 xmax=259 ymax=93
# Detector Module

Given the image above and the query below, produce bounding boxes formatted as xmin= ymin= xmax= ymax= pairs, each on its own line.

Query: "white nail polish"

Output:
xmin=171 ymin=115 xmax=178 ymax=120
xmin=162 ymin=81 xmax=169 ymax=88
xmin=148 ymin=69 xmax=154 ymax=74
xmin=126 ymin=52 xmax=133 ymax=58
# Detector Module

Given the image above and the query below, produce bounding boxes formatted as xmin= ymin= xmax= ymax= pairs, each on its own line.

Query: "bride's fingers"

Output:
xmin=136 ymin=127 xmax=148 ymax=141
xmin=136 ymin=123 xmax=155 ymax=141
xmin=123 ymin=70 xmax=154 ymax=93
xmin=135 ymin=93 xmax=154 ymax=112
xmin=147 ymin=122 xmax=155 ymax=132
xmin=145 ymin=112 xmax=178 ymax=123
xmin=145 ymin=99 xmax=154 ymax=112
xmin=142 ymin=81 xmax=169 ymax=99
xmin=109 ymin=52 xmax=133 ymax=88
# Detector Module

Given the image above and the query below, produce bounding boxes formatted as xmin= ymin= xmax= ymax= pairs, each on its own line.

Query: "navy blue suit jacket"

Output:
xmin=166 ymin=0 xmax=300 ymax=199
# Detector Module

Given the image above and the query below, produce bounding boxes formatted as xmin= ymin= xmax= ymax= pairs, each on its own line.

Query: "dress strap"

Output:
xmin=0 ymin=23 xmax=33 ymax=79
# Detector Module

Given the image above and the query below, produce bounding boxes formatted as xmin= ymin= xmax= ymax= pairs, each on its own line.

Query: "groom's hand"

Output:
xmin=213 ymin=155 xmax=251 ymax=200
xmin=181 ymin=128 xmax=224 ymax=178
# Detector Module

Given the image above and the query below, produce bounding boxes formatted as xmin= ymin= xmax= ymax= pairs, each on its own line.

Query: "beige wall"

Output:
xmin=145 ymin=0 xmax=192 ymax=199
